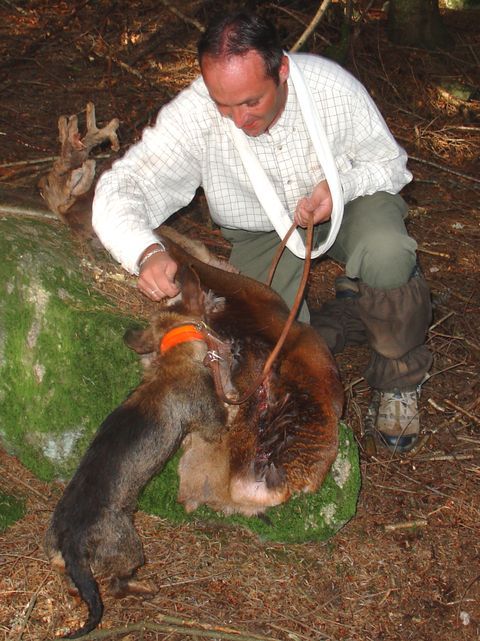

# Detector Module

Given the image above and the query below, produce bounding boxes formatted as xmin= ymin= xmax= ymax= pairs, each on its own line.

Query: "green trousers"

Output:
xmin=221 ymin=192 xmax=432 ymax=390
xmin=221 ymin=192 xmax=416 ymax=320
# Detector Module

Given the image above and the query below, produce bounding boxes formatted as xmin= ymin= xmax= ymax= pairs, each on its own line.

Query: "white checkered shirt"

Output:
xmin=92 ymin=53 xmax=412 ymax=274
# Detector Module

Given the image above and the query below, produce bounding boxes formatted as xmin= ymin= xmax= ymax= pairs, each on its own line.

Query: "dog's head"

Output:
xmin=124 ymin=265 xmax=224 ymax=366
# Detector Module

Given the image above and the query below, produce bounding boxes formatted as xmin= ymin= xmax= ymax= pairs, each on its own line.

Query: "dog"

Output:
xmin=44 ymin=266 xmax=228 ymax=638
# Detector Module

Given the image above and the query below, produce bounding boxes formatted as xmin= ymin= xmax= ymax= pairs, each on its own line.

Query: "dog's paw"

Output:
xmin=110 ymin=577 xmax=155 ymax=598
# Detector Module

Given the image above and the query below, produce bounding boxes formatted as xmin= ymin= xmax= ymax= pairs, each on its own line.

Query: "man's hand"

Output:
xmin=294 ymin=180 xmax=333 ymax=228
xmin=137 ymin=245 xmax=179 ymax=301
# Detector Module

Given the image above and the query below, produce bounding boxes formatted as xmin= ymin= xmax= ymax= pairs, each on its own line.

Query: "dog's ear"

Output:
xmin=124 ymin=326 xmax=155 ymax=354
xmin=178 ymin=266 xmax=205 ymax=316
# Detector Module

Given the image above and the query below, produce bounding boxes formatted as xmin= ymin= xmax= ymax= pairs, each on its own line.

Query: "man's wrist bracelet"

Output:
xmin=138 ymin=244 xmax=165 ymax=270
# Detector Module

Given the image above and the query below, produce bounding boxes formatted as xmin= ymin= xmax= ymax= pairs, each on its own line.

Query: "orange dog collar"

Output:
xmin=160 ymin=324 xmax=205 ymax=355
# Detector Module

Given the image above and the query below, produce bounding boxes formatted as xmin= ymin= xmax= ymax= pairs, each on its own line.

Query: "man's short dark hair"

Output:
xmin=197 ymin=12 xmax=284 ymax=83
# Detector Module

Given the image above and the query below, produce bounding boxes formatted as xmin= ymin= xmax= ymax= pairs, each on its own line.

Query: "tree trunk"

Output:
xmin=387 ymin=0 xmax=450 ymax=48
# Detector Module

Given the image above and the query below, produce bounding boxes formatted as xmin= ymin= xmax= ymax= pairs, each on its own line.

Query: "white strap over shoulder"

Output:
xmin=228 ymin=53 xmax=344 ymax=259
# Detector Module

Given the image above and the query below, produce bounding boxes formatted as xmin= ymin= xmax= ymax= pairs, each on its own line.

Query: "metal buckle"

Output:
xmin=205 ymin=349 xmax=224 ymax=363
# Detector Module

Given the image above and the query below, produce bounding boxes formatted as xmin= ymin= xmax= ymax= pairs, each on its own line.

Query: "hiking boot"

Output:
xmin=375 ymin=388 xmax=420 ymax=453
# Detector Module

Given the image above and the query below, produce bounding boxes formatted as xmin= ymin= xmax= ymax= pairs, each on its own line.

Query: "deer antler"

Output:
xmin=39 ymin=102 xmax=120 ymax=216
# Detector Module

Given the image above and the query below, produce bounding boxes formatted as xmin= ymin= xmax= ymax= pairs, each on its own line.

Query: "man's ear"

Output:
xmin=279 ymin=54 xmax=289 ymax=84
xmin=178 ymin=265 xmax=205 ymax=316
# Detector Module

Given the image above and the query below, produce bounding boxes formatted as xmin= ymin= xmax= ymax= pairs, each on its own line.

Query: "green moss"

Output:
xmin=0 ymin=217 xmax=141 ymax=481
xmin=0 ymin=491 xmax=25 ymax=532
xmin=140 ymin=423 xmax=361 ymax=543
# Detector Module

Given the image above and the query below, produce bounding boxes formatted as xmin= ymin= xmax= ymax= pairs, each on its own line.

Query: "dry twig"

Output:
xmin=9 ymin=575 xmax=51 ymax=641
xmin=0 ymin=463 xmax=50 ymax=504
xmin=0 ymin=156 xmax=57 ymax=169
xmin=417 ymin=245 xmax=451 ymax=259
xmin=444 ymin=399 xmax=480 ymax=427
xmin=409 ymin=155 xmax=480 ymax=185
xmin=0 ymin=153 xmax=112 ymax=170
xmin=411 ymin=453 xmax=475 ymax=463
xmin=84 ymin=35 xmax=147 ymax=82
xmin=62 ymin=617 xmax=281 ymax=641
xmin=384 ymin=519 xmax=428 ymax=532
xmin=290 ymin=0 xmax=334 ymax=52
xmin=158 ymin=0 xmax=205 ymax=32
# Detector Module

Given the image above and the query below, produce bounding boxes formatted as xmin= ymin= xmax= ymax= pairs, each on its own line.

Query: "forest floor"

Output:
xmin=0 ymin=2 xmax=479 ymax=640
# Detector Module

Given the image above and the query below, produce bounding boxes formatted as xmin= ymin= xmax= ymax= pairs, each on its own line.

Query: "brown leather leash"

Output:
xmin=204 ymin=214 xmax=315 ymax=405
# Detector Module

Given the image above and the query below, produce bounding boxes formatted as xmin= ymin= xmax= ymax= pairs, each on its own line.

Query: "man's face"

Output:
xmin=201 ymin=50 xmax=289 ymax=137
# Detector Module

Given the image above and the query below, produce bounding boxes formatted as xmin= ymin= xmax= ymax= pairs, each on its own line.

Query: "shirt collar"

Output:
xmin=265 ymin=75 xmax=299 ymax=136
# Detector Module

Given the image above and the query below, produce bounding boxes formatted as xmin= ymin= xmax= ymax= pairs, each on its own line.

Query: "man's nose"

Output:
xmin=230 ymin=106 xmax=248 ymax=128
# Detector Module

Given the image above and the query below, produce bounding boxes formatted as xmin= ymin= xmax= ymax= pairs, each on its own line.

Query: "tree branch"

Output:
xmin=409 ymin=155 xmax=480 ymax=185
xmin=290 ymin=0 xmax=334 ymax=52
xmin=70 ymin=616 xmax=281 ymax=641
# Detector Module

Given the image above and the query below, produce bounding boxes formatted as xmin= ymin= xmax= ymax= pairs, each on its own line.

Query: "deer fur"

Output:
xmin=163 ymin=236 xmax=344 ymax=516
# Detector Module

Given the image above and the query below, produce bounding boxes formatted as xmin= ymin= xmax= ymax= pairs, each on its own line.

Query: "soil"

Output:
xmin=0 ymin=2 xmax=479 ymax=640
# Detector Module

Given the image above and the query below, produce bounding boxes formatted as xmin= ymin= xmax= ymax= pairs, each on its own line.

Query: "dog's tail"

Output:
xmin=62 ymin=542 xmax=104 ymax=639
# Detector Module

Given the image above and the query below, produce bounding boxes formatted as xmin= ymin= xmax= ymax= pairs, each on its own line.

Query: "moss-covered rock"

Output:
xmin=0 ymin=216 xmax=360 ymax=542
xmin=0 ymin=216 xmax=140 ymax=481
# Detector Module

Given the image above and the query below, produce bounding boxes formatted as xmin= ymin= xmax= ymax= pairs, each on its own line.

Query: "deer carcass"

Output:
xmin=155 ymin=234 xmax=344 ymax=515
